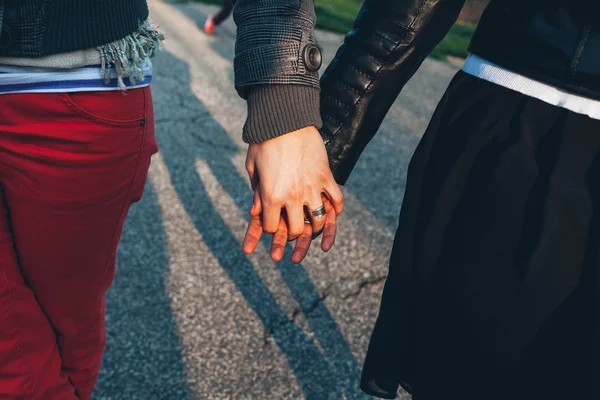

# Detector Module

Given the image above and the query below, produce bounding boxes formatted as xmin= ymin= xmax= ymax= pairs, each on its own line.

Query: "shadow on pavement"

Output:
xmin=153 ymin=51 xmax=370 ymax=400
xmin=95 ymin=50 xmax=371 ymax=399
xmin=93 ymin=2 xmax=457 ymax=398
xmin=94 ymin=184 xmax=190 ymax=399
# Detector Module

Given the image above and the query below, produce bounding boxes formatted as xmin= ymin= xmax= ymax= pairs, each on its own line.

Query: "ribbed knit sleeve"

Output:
xmin=232 ymin=0 xmax=322 ymax=143
xmin=243 ymin=85 xmax=322 ymax=144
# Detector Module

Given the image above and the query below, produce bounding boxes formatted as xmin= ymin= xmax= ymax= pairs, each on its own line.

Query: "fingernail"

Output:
xmin=289 ymin=250 xmax=298 ymax=263
xmin=272 ymin=250 xmax=282 ymax=262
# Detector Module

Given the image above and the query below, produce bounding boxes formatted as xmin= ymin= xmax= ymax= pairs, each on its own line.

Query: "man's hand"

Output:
xmin=243 ymin=194 xmax=338 ymax=264
xmin=245 ymin=126 xmax=343 ymax=241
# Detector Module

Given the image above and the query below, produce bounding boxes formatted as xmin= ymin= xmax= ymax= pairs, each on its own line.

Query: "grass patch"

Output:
xmin=178 ymin=0 xmax=475 ymax=60
xmin=313 ymin=0 xmax=363 ymax=34
xmin=430 ymin=23 xmax=476 ymax=60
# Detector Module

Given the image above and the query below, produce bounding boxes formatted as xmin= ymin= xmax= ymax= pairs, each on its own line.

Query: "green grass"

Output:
xmin=179 ymin=0 xmax=475 ymax=60
xmin=313 ymin=0 xmax=364 ymax=34
xmin=430 ymin=23 xmax=476 ymax=60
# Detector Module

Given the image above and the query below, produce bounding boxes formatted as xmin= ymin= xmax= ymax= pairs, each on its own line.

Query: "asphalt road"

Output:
xmin=92 ymin=2 xmax=458 ymax=399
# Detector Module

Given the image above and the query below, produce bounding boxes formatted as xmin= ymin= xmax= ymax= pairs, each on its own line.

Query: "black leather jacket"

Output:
xmin=320 ymin=0 xmax=599 ymax=185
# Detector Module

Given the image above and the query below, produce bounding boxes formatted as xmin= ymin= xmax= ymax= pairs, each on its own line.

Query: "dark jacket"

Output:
xmin=320 ymin=0 xmax=599 ymax=186
xmin=232 ymin=0 xmax=599 ymax=182
xmin=0 ymin=0 xmax=148 ymax=57
xmin=317 ymin=1 xmax=598 ymax=397
xmin=232 ymin=0 xmax=323 ymax=144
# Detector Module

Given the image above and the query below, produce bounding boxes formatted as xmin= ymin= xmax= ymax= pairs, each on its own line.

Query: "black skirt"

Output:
xmin=361 ymin=71 xmax=600 ymax=400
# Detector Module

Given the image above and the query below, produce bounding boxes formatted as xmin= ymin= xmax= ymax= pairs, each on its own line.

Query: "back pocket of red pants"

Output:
xmin=62 ymin=89 xmax=146 ymax=127
xmin=0 ymin=271 xmax=36 ymax=397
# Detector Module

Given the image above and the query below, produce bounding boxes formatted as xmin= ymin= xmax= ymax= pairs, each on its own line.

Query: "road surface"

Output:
xmin=92 ymin=2 xmax=458 ymax=399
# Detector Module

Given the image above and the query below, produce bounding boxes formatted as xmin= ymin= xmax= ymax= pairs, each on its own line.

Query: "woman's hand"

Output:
xmin=245 ymin=126 xmax=343 ymax=241
xmin=243 ymin=194 xmax=338 ymax=264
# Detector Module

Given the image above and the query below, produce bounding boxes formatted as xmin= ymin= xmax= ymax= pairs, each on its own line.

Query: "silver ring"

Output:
xmin=310 ymin=205 xmax=326 ymax=219
xmin=304 ymin=218 xmax=312 ymax=224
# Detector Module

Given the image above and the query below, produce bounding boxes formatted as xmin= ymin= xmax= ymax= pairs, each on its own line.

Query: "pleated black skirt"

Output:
xmin=361 ymin=71 xmax=600 ymax=400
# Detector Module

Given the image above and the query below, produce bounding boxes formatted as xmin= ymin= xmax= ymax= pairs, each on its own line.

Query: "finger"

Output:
xmin=250 ymin=189 xmax=262 ymax=217
xmin=306 ymin=194 xmax=326 ymax=235
xmin=270 ymin=217 xmax=289 ymax=262
xmin=242 ymin=213 xmax=263 ymax=255
xmin=321 ymin=197 xmax=337 ymax=252
xmin=285 ymin=202 xmax=305 ymax=240
xmin=324 ymin=183 xmax=344 ymax=215
xmin=261 ymin=188 xmax=282 ymax=234
xmin=292 ymin=221 xmax=313 ymax=264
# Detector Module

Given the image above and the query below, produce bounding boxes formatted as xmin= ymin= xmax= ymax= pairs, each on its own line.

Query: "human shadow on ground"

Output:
xmin=101 ymin=50 xmax=370 ymax=400
xmin=94 ymin=183 xmax=191 ymax=400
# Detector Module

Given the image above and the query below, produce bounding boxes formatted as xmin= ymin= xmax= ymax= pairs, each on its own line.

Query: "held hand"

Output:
xmin=245 ymin=126 xmax=344 ymax=241
xmin=243 ymin=193 xmax=338 ymax=264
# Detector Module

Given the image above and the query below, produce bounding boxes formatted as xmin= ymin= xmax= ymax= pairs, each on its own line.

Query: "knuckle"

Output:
xmin=300 ymin=233 xmax=312 ymax=241
xmin=246 ymin=234 xmax=260 ymax=243
xmin=273 ymin=237 xmax=286 ymax=245
xmin=288 ymin=186 xmax=301 ymax=200
xmin=274 ymin=232 xmax=287 ymax=241
xmin=265 ymin=194 xmax=282 ymax=206
xmin=320 ymin=170 xmax=332 ymax=181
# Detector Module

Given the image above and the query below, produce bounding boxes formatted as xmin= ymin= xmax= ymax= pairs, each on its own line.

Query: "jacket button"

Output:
xmin=303 ymin=43 xmax=322 ymax=72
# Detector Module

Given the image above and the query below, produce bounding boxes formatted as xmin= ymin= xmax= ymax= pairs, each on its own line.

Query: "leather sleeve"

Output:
xmin=232 ymin=0 xmax=322 ymax=143
xmin=319 ymin=0 xmax=466 ymax=184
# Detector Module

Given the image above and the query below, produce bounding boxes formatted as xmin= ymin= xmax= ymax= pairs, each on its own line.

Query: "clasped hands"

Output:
xmin=242 ymin=126 xmax=344 ymax=264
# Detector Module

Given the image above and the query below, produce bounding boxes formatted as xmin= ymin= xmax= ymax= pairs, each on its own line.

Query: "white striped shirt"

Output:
xmin=0 ymin=59 xmax=153 ymax=95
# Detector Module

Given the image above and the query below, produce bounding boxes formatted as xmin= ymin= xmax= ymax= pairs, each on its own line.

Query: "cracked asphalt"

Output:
xmin=92 ymin=1 xmax=459 ymax=399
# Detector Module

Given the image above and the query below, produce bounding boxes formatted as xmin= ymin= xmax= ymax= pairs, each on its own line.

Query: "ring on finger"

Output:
xmin=310 ymin=205 xmax=326 ymax=219
xmin=304 ymin=216 xmax=323 ymax=238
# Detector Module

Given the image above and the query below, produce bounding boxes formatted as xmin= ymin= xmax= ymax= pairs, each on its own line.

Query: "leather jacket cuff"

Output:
xmin=243 ymin=85 xmax=322 ymax=144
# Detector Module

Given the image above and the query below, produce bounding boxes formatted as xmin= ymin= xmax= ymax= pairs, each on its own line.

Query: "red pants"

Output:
xmin=0 ymin=87 xmax=157 ymax=399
